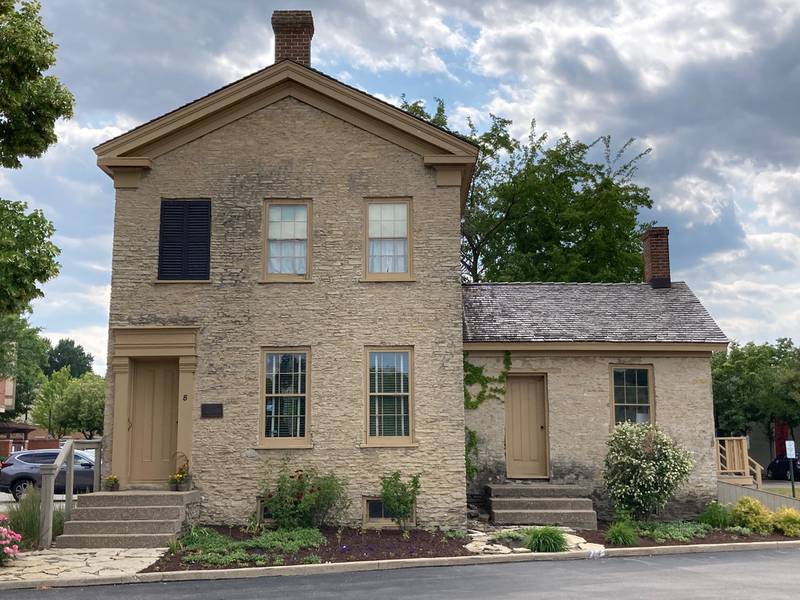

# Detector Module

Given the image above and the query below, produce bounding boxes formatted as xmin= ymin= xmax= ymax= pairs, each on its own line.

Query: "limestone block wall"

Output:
xmin=465 ymin=351 xmax=718 ymax=518
xmin=106 ymin=97 xmax=466 ymax=527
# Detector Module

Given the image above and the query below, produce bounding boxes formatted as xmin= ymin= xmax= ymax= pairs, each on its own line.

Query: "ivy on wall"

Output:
xmin=463 ymin=351 xmax=512 ymax=481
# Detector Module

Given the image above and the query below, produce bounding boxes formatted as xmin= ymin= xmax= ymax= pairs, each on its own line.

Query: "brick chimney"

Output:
xmin=642 ymin=226 xmax=671 ymax=288
xmin=272 ymin=10 xmax=314 ymax=67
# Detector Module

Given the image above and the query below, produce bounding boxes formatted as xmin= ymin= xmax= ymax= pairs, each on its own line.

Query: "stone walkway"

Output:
xmin=462 ymin=525 xmax=606 ymax=557
xmin=0 ymin=548 xmax=164 ymax=583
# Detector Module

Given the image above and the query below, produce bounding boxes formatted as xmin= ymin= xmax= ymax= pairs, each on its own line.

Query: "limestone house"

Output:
xmin=91 ymin=10 xmax=726 ymax=535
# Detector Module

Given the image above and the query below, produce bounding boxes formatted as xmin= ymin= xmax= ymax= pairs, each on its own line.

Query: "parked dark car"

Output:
xmin=765 ymin=455 xmax=800 ymax=481
xmin=0 ymin=449 xmax=95 ymax=501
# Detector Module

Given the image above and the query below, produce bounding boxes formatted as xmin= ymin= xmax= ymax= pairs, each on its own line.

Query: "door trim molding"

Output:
xmin=505 ymin=373 xmax=550 ymax=479
xmin=109 ymin=327 xmax=197 ymax=490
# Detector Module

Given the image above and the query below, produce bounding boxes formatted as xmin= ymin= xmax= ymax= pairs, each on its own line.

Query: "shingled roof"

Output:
xmin=462 ymin=282 xmax=728 ymax=344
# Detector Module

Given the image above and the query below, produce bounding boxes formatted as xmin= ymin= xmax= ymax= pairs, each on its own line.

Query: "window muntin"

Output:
xmin=368 ymin=350 xmax=410 ymax=438
xmin=367 ymin=202 xmax=408 ymax=275
xmin=613 ymin=367 xmax=652 ymax=424
xmin=363 ymin=497 xmax=414 ymax=528
xmin=266 ymin=202 xmax=309 ymax=278
xmin=264 ymin=352 xmax=307 ymax=440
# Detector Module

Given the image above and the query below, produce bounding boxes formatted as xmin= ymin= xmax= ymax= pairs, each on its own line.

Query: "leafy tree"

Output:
xmin=0 ymin=200 xmax=60 ymax=316
xmin=0 ymin=314 xmax=48 ymax=420
xmin=30 ymin=366 xmax=71 ymax=438
xmin=62 ymin=372 xmax=104 ymax=439
xmin=398 ymin=96 xmax=651 ymax=282
xmin=0 ymin=0 xmax=74 ymax=168
xmin=46 ymin=338 xmax=94 ymax=378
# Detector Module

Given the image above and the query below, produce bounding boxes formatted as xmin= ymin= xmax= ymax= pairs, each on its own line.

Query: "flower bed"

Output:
xmin=142 ymin=525 xmax=472 ymax=572
xmin=582 ymin=522 xmax=797 ymax=548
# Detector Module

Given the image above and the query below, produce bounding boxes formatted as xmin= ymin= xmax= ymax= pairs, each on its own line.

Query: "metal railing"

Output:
xmin=39 ymin=438 xmax=103 ymax=548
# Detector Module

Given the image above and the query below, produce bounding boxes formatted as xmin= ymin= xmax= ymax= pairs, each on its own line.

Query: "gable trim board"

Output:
xmin=95 ymin=62 xmax=477 ymax=199
xmin=463 ymin=341 xmax=728 ymax=353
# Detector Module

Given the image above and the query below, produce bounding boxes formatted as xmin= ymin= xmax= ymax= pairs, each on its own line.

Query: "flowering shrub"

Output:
xmin=602 ymin=422 xmax=694 ymax=518
xmin=262 ymin=466 xmax=350 ymax=529
xmin=0 ymin=514 xmax=22 ymax=565
xmin=772 ymin=507 xmax=800 ymax=537
xmin=730 ymin=496 xmax=773 ymax=535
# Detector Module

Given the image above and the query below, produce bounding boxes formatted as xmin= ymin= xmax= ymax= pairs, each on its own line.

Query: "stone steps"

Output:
xmin=70 ymin=505 xmax=184 ymax=521
xmin=486 ymin=483 xmax=591 ymax=498
xmin=77 ymin=490 xmax=201 ymax=508
xmin=489 ymin=497 xmax=594 ymax=511
xmin=63 ymin=519 xmax=183 ymax=535
xmin=491 ymin=509 xmax=598 ymax=529
xmin=55 ymin=533 xmax=176 ymax=548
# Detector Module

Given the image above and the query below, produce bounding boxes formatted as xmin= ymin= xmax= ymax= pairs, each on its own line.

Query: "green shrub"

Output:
xmin=301 ymin=554 xmax=322 ymax=564
xmin=635 ymin=521 xmax=711 ymax=543
xmin=184 ymin=548 xmax=252 ymax=566
xmin=602 ymin=423 xmax=694 ymax=519
xmin=773 ymin=507 xmax=800 ymax=537
xmin=524 ymin=526 xmax=568 ymax=553
xmin=730 ymin=497 xmax=773 ymax=535
xmin=492 ymin=528 xmax=528 ymax=542
xmin=380 ymin=471 xmax=420 ymax=531
xmin=237 ymin=528 xmax=325 ymax=554
xmin=179 ymin=526 xmax=230 ymax=552
xmin=444 ymin=529 xmax=468 ymax=540
xmin=262 ymin=466 xmax=350 ymax=529
xmin=5 ymin=489 xmax=64 ymax=550
xmin=606 ymin=521 xmax=639 ymax=546
xmin=725 ymin=526 xmax=752 ymax=536
xmin=698 ymin=501 xmax=731 ymax=529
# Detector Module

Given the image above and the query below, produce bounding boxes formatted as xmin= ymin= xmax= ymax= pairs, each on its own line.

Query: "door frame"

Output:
xmin=505 ymin=372 xmax=550 ymax=479
xmin=110 ymin=327 xmax=198 ymax=490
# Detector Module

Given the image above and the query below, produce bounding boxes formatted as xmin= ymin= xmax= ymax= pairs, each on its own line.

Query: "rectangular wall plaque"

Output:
xmin=200 ymin=403 xmax=223 ymax=418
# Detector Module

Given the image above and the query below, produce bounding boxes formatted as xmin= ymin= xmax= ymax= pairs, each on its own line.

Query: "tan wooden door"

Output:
xmin=505 ymin=375 xmax=548 ymax=478
xmin=129 ymin=359 xmax=178 ymax=483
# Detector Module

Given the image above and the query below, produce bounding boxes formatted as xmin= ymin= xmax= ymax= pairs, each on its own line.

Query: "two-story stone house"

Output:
xmin=88 ymin=11 xmax=727 ymax=539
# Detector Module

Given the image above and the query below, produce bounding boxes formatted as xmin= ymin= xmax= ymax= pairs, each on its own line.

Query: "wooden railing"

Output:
xmin=716 ymin=436 xmax=762 ymax=489
xmin=38 ymin=438 xmax=103 ymax=548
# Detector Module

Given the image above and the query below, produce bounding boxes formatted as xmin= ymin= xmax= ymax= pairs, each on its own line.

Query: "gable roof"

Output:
xmin=94 ymin=60 xmax=478 ymax=199
xmin=462 ymin=282 xmax=728 ymax=346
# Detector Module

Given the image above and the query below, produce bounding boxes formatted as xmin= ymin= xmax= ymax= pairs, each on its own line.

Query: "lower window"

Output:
xmin=363 ymin=497 xmax=413 ymax=528
xmin=612 ymin=366 xmax=653 ymax=424
xmin=262 ymin=349 xmax=310 ymax=446
xmin=367 ymin=349 xmax=412 ymax=443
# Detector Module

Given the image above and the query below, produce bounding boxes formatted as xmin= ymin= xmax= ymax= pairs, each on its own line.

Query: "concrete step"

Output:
xmin=70 ymin=505 xmax=184 ymax=521
xmin=486 ymin=484 xmax=591 ymax=498
xmin=489 ymin=497 xmax=594 ymax=511
xmin=491 ymin=509 xmax=598 ymax=529
xmin=63 ymin=519 xmax=183 ymax=535
xmin=77 ymin=490 xmax=201 ymax=508
xmin=55 ymin=533 xmax=177 ymax=548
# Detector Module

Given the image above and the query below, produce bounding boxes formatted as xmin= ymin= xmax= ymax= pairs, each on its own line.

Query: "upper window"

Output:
xmin=265 ymin=200 xmax=310 ymax=281
xmin=262 ymin=350 xmax=310 ymax=447
xmin=612 ymin=367 xmax=653 ymax=425
xmin=365 ymin=200 xmax=412 ymax=280
xmin=158 ymin=199 xmax=211 ymax=281
xmin=367 ymin=349 xmax=412 ymax=444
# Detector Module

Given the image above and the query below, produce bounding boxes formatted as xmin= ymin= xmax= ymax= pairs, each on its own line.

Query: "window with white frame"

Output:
xmin=266 ymin=202 xmax=309 ymax=278
xmin=367 ymin=201 xmax=409 ymax=276
xmin=264 ymin=351 xmax=308 ymax=441
xmin=367 ymin=350 xmax=411 ymax=439
xmin=612 ymin=366 xmax=652 ymax=425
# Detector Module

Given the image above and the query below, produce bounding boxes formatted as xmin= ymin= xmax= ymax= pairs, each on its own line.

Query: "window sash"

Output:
xmin=613 ymin=367 xmax=652 ymax=425
xmin=264 ymin=352 xmax=307 ymax=439
xmin=266 ymin=203 xmax=309 ymax=277
xmin=368 ymin=351 xmax=411 ymax=438
xmin=367 ymin=202 xmax=408 ymax=274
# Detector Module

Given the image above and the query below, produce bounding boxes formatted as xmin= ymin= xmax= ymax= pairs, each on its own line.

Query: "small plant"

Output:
xmin=0 ymin=514 xmax=22 ymax=565
xmin=524 ymin=526 xmax=568 ymax=553
xmin=603 ymin=423 xmax=694 ymax=519
xmin=492 ymin=528 xmax=528 ymax=542
xmin=772 ymin=507 xmax=800 ymax=537
xmin=237 ymin=528 xmax=325 ymax=554
xmin=104 ymin=474 xmax=120 ymax=491
xmin=272 ymin=556 xmax=284 ymax=566
xmin=301 ymin=554 xmax=322 ymax=564
xmin=380 ymin=471 xmax=420 ymax=531
xmin=635 ymin=521 xmax=711 ymax=543
xmin=6 ymin=489 xmax=63 ymax=550
xmin=730 ymin=497 xmax=773 ymax=535
xmin=606 ymin=521 xmax=639 ymax=547
xmin=725 ymin=525 xmax=752 ymax=536
xmin=698 ymin=501 xmax=731 ymax=529
xmin=444 ymin=529 xmax=468 ymax=540
xmin=262 ymin=466 xmax=350 ymax=529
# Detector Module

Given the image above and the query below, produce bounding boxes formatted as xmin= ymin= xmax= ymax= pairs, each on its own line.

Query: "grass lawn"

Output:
xmin=764 ymin=487 xmax=800 ymax=499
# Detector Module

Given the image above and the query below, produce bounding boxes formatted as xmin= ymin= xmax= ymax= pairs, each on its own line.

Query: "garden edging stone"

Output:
xmin=2 ymin=540 xmax=800 ymax=591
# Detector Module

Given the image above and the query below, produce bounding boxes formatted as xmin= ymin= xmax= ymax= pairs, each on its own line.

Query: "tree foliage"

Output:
xmin=46 ymin=338 xmax=93 ymax=378
xmin=399 ymin=96 xmax=652 ymax=282
xmin=30 ymin=366 xmax=70 ymax=438
xmin=62 ymin=372 xmax=104 ymax=439
xmin=0 ymin=0 xmax=74 ymax=168
xmin=0 ymin=314 xmax=48 ymax=420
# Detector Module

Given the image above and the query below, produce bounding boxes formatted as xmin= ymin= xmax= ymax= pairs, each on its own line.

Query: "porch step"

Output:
xmin=63 ymin=519 xmax=183 ymax=535
xmin=70 ymin=505 xmax=184 ymax=521
xmin=491 ymin=509 xmax=598 ymax=529
xmin=489 ymin=497 xmax=594 ymax=511
xmin=77 ymin=490 xmax=201 ymax=508
xmin=55 ymin=533 xmax=176 ymax=549
xmin=486 ymin=484 xmax=591 ymax=498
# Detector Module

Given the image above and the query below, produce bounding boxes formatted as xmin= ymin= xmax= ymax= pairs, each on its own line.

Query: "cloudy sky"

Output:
xmin=4 ymin=0 xmax=799 ymax=373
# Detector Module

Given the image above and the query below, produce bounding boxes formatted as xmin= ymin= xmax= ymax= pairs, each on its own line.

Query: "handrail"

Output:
xmin=749 ymin=456 xmax=763 ymax=489
xmin=38 ymin=437 xmax=103 ymax=548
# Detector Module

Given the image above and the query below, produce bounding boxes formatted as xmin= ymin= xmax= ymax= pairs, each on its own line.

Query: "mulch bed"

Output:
xmin=142 ymin=525 xmax=472 ymax=572
xmin=582 ymin=522 xmax=797 ymax=547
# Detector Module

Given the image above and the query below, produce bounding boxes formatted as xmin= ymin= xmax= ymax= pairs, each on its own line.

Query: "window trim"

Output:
xmin=262 ymin=198 xmax=313 ymax=283
xmin=609 ymin=363 xmax=655 ymax=429
xmin=259 ymin=347 xmax=312 ymax=449
xmin=362 ymin=197 xmax=414 ymax=282
xmin=363 ymin=346 xmax=415 ymax=447
xmin=362 ymin=496 xmax=415 ymax=529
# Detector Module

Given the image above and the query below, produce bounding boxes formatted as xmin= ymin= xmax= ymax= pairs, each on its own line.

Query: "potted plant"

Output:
xmin=104 ymin=474 xmax=120 ymax=491
xmin=168 ymin=454 xmax=192 ymax=491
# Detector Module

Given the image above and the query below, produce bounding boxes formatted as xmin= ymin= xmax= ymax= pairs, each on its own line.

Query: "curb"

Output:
xmin=2 ymin=540 xmax=800 ymax=591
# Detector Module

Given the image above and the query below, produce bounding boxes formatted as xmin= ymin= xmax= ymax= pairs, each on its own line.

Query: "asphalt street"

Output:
xmin=10 ymin=548 xmax=800 ymax=599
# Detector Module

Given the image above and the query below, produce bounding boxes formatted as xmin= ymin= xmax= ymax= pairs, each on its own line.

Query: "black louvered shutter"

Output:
xmin=158 ymin=200 xmax=211 ymax=280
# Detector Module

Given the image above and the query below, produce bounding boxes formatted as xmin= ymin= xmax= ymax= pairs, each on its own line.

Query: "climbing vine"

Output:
xmin=463 ymin=351 xmax=512 ymax=481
